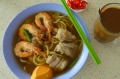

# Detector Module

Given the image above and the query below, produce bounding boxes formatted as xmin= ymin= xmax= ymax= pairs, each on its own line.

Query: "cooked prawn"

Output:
xmin=19 ymin=24 xmax=42 ymax=41
xmin=14 ymin=41 xmax=41 ymax=57
xmin=35 ymin=12 xmax=53 ymax=32
xmin=35 ymin=12 xmax=53 ymax=39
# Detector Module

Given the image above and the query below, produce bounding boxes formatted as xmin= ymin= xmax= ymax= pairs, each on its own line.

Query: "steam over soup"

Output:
xmin=13 ymin=11 xmax=83 ymax=78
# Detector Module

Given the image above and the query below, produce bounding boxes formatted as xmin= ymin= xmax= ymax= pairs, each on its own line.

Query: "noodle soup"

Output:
xmin=13 ymin=11 xmax=83 ymax=78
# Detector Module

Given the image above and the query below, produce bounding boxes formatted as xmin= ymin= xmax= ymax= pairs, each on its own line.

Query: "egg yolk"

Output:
xmin=31 ymin=64 xmax=53 ymax=79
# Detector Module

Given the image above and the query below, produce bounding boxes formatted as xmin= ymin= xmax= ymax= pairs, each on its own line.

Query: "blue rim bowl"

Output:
xmin=2 ymin=3 xmax=90 ymax=79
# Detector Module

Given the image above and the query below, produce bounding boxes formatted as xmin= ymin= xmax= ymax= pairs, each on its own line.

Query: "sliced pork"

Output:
xmin=54 ymin=42 xmax=77 ymax=58
xmin=46 ymin=54 xmax=69 ymax=72
xmin=55 ymin=28 xmax=76 ymax=42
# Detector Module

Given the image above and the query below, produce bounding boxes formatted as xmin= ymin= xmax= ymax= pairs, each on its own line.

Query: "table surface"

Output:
xmin=1 ymin=0 xmax=120 ymax=79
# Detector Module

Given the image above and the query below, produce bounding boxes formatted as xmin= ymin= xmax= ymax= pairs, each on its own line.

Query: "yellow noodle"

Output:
xmin=53 ymin=18 xmax=61 ymax=23
xmin=28 ymin=54 xmax=46 ymax=66
xmin=23 ymin=66 xmax=27 ymax=72
xmin=52 ymin=37 xmax=59 ymax=44
xmin=44 ymin=44 xmax=49 ymax=56
xmin=32 ymin=55 xmax=45 ymax=66
xmin=20 ymin=58 xmax=27 ymax=63
xmin=59 ymin=21 xmax=66 ymax=29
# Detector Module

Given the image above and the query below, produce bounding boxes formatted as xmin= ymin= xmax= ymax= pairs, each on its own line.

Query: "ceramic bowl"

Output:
xmin=2 ymin=3 xmax=90 ymax=79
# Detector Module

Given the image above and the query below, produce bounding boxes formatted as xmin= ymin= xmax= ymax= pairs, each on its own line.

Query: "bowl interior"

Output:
xmin=2 ymin=3 xmax=90 ymax=79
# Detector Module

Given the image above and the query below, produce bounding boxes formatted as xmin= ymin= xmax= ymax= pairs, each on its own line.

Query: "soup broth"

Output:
xmin=13 ymin=11 xmax=83 ymax=77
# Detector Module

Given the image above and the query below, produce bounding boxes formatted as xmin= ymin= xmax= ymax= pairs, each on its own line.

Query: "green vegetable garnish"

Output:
xmin=61 ymin=0 xmax=101 ymax=65
xmin=22 ymin=29 xmax=32 ymax=42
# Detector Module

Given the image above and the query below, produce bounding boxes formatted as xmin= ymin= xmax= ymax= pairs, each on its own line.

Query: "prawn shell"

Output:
xmin=35 ymin=12 xmax=53 ymax=32
xmin=14 ymin=41 xmax=41 ymax=57
xmin=19 ymin=24 xmax=42 ymax=41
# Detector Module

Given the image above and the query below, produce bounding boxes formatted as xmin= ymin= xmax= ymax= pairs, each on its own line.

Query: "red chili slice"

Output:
xmin=67 ymin=0 xmax=88 ymax=10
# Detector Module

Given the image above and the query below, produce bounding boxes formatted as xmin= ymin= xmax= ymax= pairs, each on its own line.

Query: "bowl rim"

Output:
xmin=2 ymin=3 xmax=90 ymax=79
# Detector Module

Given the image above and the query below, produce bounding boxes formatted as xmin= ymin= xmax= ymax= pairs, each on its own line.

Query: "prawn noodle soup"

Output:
xmin=13 ymin=11 xmax=83 ymax=77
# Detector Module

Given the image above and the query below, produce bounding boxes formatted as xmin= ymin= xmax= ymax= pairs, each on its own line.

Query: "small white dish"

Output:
xmin=66 ymin=0 xmax=88 ymax=13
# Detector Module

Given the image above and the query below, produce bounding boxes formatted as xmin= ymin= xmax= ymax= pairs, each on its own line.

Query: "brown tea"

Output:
xmin=94 ymin=3 xmax=120 ymax=42
xmin=100 ymin=8 xmax=120 ymax=33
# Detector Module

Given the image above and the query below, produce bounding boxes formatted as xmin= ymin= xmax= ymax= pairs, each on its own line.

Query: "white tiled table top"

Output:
xmin=0 ymin=0 xmax=120 ymax=79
